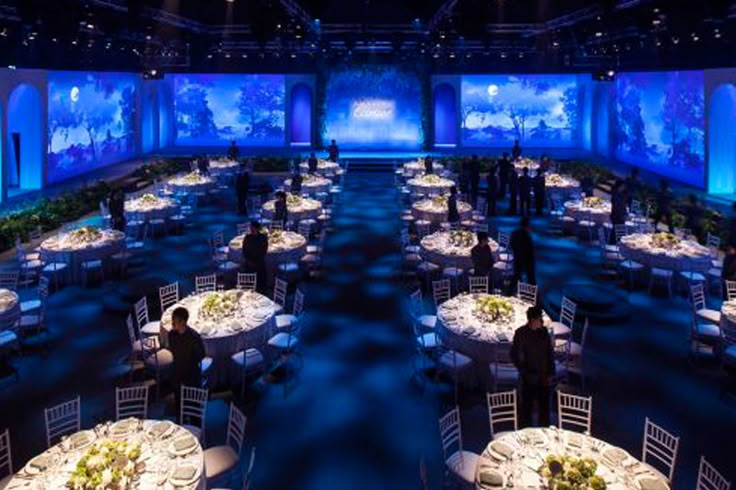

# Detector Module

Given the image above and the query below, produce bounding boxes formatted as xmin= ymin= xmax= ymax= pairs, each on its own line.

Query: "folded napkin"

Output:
xmin=603 ymin=447 xmax=629 ymax=465
xmin=172 ymin=465 xmax=197 ymax=481
xmin=29 ymin=455 xmax=53 ymax=471
xmin=521 ymin=429 xmax=545 ymax=445
xmin=112 ymin=418 xmax=136 ymax=434
xmin=490 ymin=441 xmax=514 ymax=459
xmin=149 ymin=421 xmax=172 ymax=437
xmin=639 ymin=477 xmax=669 ymax=490
xmin=173 ymin=436 xmax=196 ymax=452
xmin=479 ymin=471 xmax=503 ymax=487
xmin=567 ymin=433 xmax=583 ymax=448
xmin=70 ymin=432 xmax=91 ymax=448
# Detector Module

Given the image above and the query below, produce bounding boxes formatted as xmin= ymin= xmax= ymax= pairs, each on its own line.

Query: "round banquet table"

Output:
xmin=514 ymin=158 xmax=540 ymax=176
xmin=721 ymin=300 xmax=736 ymax=332
xmin=124 ymin=195 xmax=180 ymax=221
xmin=402 ymin=160 xmax=445 ymax=177
xmin=227 ymin=232 xmax=307 ymax=268
xmin=160 ymin=289 xmax=280 ymax=386
xmin=437 ymin=294 xmax=547 ymax=365
xmin=618 ymin=233 xmax=712 ymax=272
xmin=0 ymin=288 xmax=20 ymax=328
xmin=420 ymin=232 xmax=499 ymax=270
xmin=7 ymin=418 xmax=205 ymax=490
xmin=284 ymin=175 xmax=332 ymax=195
xmin=563 ymin=198 xmax=612 ymax=225
xmin=40 ymin=229 xmax=125 ymax=281
xmin=546 ymin=174 xmax=581 ymax=200
xmin=209 ymin=158 xmax=240 ymax=176
xmin=299 ymin=160 xmax=341 ymax=177
xmin=167 ymin=173 xmax=216 ymax=195
xmin=411 ymin=199 xmax=473 ymax=225
xmin=407 ymin=175 xmax=455 ymax=195
xmin=475 ymin=427 xmax=670 ymax=490
xmin=261 ymin=197 xmax=322 ymax=222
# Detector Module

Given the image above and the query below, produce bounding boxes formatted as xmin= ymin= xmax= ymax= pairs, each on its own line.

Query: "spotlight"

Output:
xmin=7 ymin=65 xmax=16 ymax=70
xmin=595 ymin=31 xmax=603 ymax=37
xmin=593 ymin=70 xmax=616 ymax=82
xmin=143 ymin=69 xmax=163 ymax=80
xmin=226 ymin=0 xmax=235 ymax=2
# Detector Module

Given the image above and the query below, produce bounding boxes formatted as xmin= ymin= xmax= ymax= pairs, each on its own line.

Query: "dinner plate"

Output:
xmin=168 ymin=463 xmax=201 ymax=487
xmin=168 ymin=435 xmax=198 ymax=456
xmin=68 ymin=430 xmax=96 ymax=450
xmin=110 ymin=418 xmax=139 ymax=438
xmin=147 ymin=421 xmax=176 ymax=439
xmin=24 ymin=454 xmax=54 ymax=476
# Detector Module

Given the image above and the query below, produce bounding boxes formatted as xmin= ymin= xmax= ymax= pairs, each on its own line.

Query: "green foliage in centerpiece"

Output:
xmin=67 ymin=441 xmax=142 ymax=490
xmin=538 ymin=455 xmax=606 ymax=490
xmin=200 ymin=291 xmax=239 ymax=319
xmin=651 ymin=232 xmax=680 ymax=250
xmin=138 ymin=193 xmax=159 ymax=205
xmin=286 ymin=194 xmax=303 ymax=207
xmin=582 ymin=196 xmax=605 ymax=209
xmin=448 ymin=230 xmax=475 ymax=248
xmin=431 ymin=196 xmax=448 ymax=207
xmin=419 ymin=174 xmax=444 ymax=185
xmin=475 ymin=296 xmax=514 ymax=322
xmin=70 ymin=226 xmax=103 ymax=243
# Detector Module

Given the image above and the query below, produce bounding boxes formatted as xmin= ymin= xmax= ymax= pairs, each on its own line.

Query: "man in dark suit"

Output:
xmin=512 ymin=139 xmax=522 ymax=160
xmin=307 ymin=152 xmax=319 ymax=174
xmin=486 ymin=164 xmax=498 ymax=217
xmin=108 ymin=189 xmax=126 ymax=232
xmin=653 ymin=179 xmax=674 ymax=232
xmin=273 ymin=191 xmax=288 ymax=227
xmin=518 ymin=167 xmax=532 ymax=217
xmin=508 ymin=168 xmax=519 ymax=216
xmin=290 ymin=169 xmax=303 ymax=194
xmin=469 ymin=154 xmax=481 ymax=206
xmin=235 ymin=165 xmax=250 ymax=215
xmin=241 ymin=221 xmax=269 ymax=293
xmin=197 ymin=154 xmax=210 ymax=175
xmin=498 ymin=152 xmax=512 ymax=199
xmin=471 ymin=231 xmax=494 ymax=279
xmin=227 ymin=140 xmax=240 ymax=161
xmin=511 ymin=216 xmax=536 ymax=289
xmin=424 ymin=156 xmax=434 ymax=175
xmin=328 ymin=139 xmax=339 ymax=162
xmin=533 ymin=170 xmax=546 ymax=216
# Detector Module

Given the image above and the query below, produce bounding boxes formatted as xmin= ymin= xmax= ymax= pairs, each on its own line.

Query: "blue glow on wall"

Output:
xmin=8 ymin=84 xmax=43 ymax=189
xmin=613 ymin=71 xmax=705 ymax=188
xmin=323 ymin=66 xmax=422 ymax=149
xmin=460 ymin=74 xmax=579 ymax=147
xmin=594 ymin=83 xmax=612 ymax=157
xmin=434 ymin=83 xmax=458 ymax=146
xmin=141 ymin=89 xmax=155 ymax=153
xmin=290 ymin=83 xmax=312 ymax=145
xmin=169 ymin=74 xmax=285 ymax=147
xmin=709 ymin=84 xmax=736 ymax=194
xmin=48 ymin=71 xmax=138 ymax=184
xmin=159 ymin=85 xmax=174 ymax=149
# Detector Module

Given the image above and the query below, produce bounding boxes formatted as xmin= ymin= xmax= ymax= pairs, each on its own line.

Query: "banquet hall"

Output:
xmin=1 ymin=0 xmax=736 ymax=489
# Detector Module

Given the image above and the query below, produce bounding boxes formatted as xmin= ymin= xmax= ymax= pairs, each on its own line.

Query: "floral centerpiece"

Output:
xmin=419 ymin=174 xmax=444 ymax=185
xmin=582 ymin=196 xmax=606 ymax=209
xmin=200 ymin=291 xmax=239 ymax=320
xmin=66 ymin=441 xmax=142 ymax=490
xmin=70 ymin=226 xmax=103 ymax=244
xmin=138 ymin=194 xmax=160 ymax=205
xmin=286 ymin=194 xmax=303 ymax=207
xmin=547 ymin=174 xmax=565 ymax=186
xmin=431 ymin=196 xmax=448 ymax=208
xmin=515 ymin=157 xmax=539 ymax=170
xmin=651 ymin=232 xmax=680 ymax=250
xmin=180 ymin=172 xmax=207 ymax=184
xmin=538 ymin=455 xmax=606 ymax=490
xmin=266 ymin=229 xmax=284 ymax=245
xmin=475 ymin=296 xmax=514 ymax=322
xmin=448 ymin=230 xmax=475 ymax=248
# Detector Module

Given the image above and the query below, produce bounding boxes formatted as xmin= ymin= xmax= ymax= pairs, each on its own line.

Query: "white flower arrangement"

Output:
xmin=66 ymin=441 xmax=142 ymax=490
xmin=199 ymin=291 xmax=240 ymax=320
xmin=69 ymin=226 xmax=103 ymax=244
xmin=448 ymin=230 xmax=475 ymax=248
xmin=651 ymin=232 xmax=680 ymax=250
xmin=582 ymin=196 xmax=606 ymax=209
xmin=538 ymin=455 xmax=606 ymax=490
xmin=474 ymin=296 xmax=514 ymax=322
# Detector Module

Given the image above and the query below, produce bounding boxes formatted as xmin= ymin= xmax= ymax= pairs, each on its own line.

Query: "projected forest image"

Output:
xmin=171 ymin=74 xmax=285 ymax=146
xmin=48 ymin=71 xmax=138 ymax=184
xmin=461 ymin=74 xmax=579 ymax=147
xmin=613 ymin=71 xmax=705 ymax=187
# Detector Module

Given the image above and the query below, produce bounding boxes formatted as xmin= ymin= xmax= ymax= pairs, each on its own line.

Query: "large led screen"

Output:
xmin=613 ymin=71 xmax=705 ymax=187
xmin=48 ymin=71 xmax=138 ymax=184
xmin=461 ymin=74 xmax=579 ymax=147
xmin=170 ymin=74 xmax=285 ymax=147
xmin=323 ymin=66 xmax=422 ymax=149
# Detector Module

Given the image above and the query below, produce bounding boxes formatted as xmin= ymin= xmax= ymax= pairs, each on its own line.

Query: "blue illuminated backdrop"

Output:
xmin=461 ymin=74 xmax=579 ymax=147
xmin=613 ymin=71 xmax=705 ymax=188
xmin=47 ymin=71 xmax=138 ymax=184
xmin=170 ymin=74 xmax=285 ymax=147
xmin=323 ymin=66 xmax=423 ymax=149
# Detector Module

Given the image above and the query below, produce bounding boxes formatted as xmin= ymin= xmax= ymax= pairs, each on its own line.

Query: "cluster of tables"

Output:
xmin=228 ymin=231 xmax=307 ymax=267
xmin=618 ymin=233 xmax=712 ymax=272
xmin=420 ymin=231 xmax=499 ymax=270
xmin=412 ymin=198 xmax=473 ymax=225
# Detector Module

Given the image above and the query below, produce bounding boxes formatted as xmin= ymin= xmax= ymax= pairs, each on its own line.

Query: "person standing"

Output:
xmin=512 ymin=139 xmax=522 ymax=160
xmin=109 ymin=189 xmax=126 ymax=232
xmin=508 ymin=168 xmax=519 ymax=216
xmin=498 ymin=153 xmax=512 ymax=199
xmin=227 ymin=140 xmax=240 ymax=161
xmin=533 ymin=170 xmax=546 ymax=216
xmin=486 ymin=164 xmax=498 ymax=217
xmin=511 ymin=305 xmax=554 ymax=427
xmin=241 ymin=221 xmax=269 ymax=294
xmin=447 ymin=186 xmax=461 ymax=225
xmin=471 ymin=231 xmax=494 ymax=279
xmin=424 ymin=156 xmax=434 ymax=175
xmin=307 ymin=152 xmax=318 ymax=174
xmin=169 ymin=307 xmax=206 ymax=405
xmin=625 ymin=167 xmax=640 ymax=207
xmin=328 ymin=139 xmax=340 ymax=162
xmin=610 ymin=180 xmax=628 ymax=228
xmin=511 ymin=216 xmax=536 ymax=288
xmin=653 ymin=179 xmax=674 ymax=233
xmin=518 ymin=167 xmax=532 ymax=217
xmin=469 ymin=155 xmax=481 ymax=206
xmin=459 ymin=158 xmax=470 ymax=196
xmin=197 ymin=154 xmax=210 ymax=176
xmin=273 ymin=191 xmax=288 ymax=228
xmin=290 ymin=168 xmax=303 ymax=195
xmin=235 ymin=165 xmax=250 ymax=215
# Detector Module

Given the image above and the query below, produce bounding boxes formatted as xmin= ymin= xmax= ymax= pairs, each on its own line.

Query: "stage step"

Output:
xmin=345 ymin=159 xmax=397 ymax=173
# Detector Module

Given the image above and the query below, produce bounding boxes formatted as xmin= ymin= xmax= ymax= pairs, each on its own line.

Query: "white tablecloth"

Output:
xmin=209 ymin=159 xmax=240 ymax=176
xmin=476 ymin=428 xmax=669 ymax=490
xmin=124 ymin=195 xmax=180 ymax=221
xmin=437 ymin=294 xmax=546 ymax=364
xmin=168 ymin=174 xmax=216 ymax=194
xmin=722 ymin=300 xmax=736 ymax=332
xmin=7 ymin=419 xmax=205 ymax=490
xmin=299 ymin=160 xmax=341 ymax=176
xmin=420 ymin=232 xmax=499 ymax=270
xmin=546 ymin=174 xmax=581 ymax=200
xmin=284 ymin=175 xmax=332 ymax=194
xmin=411 ymin=199 xmax=473 ymax=224
xmin=228 ymin=232 xmax=307 ymax=267
xmin=618 ymin=233 xmax=712 ymax=272
xmin=262 ymin=198 xmax=322 ymax=222
xmin=564 ymin=199 xmax=612 ymax=225
xmin=40 ymin=229 xmax=126 ymax=265
xmin=407 ymin=175 xmax=455 ymax=195
xmin=0 ymin=288 xmax=20 ymax=328
xmin=514 ymin=158 xmax=540 ymax=176
xmin=403 ymin=160 xmax=445 ymax=177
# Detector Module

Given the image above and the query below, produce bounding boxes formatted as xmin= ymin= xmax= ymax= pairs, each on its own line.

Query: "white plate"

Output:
xmin=168 ymin=435 xmax=198 ymax=456
xmin=168 ymin=463 xmax=201 ymax=487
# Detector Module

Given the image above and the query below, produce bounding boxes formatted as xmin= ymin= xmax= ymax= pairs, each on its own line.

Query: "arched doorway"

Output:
xmin=158 ymin=84 xmax=174 ymax=149
xmin=433 ymin=83 xmax=457 ymax=147
xmin=709 ymin=84 xmax=736 ymax=194
xmin=7 ymin=84 xmax=43 ymax=193
xmin=290 ymin=83 xmax=312 ymax=146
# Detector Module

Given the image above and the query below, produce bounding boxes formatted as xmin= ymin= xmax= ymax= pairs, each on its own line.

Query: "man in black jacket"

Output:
xmin=227 ymin=140 xmax=240 ymax=161
xmin=511 ymin=216 xmax=536 ymax=288
xmin=307 ymin=152 xmax=319 ymax=174
xmin=723 ymin=243 xmax=736 ymax=299
xmin=108 ymin=189 xmax=126 ymax=232
xmin=169 ymin=307 xmax=206 ymax=410
xmin=235 ymin=166 xmax=250 ymax=215
xmin=241 ymin=221 xmax=269 ymax=293
xmin=498 ymin=153 xmax=512 ymax=199
xmin=511 ymin=305 xmax=554 ymax=427
xmin=518 ymin=167 xmax=532 ymax=217
xmin=273 ymin=191 xmax=288 ymax=228
xmin=471 ymin=232 xmax=494 ymax=279
xmin=533 ymin=170 xmax=546 ymax=216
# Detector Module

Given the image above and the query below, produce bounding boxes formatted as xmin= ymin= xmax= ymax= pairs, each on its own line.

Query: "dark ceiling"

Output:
xmin=0 ymin=0 xmax=734 ymax=73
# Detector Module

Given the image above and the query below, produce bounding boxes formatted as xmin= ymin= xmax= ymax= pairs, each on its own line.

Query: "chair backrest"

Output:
xmin=237 ymin=273 xmax=257 ymax=292
xmin=696 ymin=456 xmax=731 ymax=490
xmin=0 ymin=429 xmax=11 ymax=478
xmin=517 ymin=282 xmax=538 ymax=305
xmin=726 ymin=280 xmax=736 ymax=302
xmin=273 ymin=278 xmax=288 ymax=307
xmin=409 ymin=289 xmax=423 ymax=318
xmin=195 ymin=274 xmax=218 ymax=294
xmin=642 ymin=417 xmax=680 ymax=483
xmin=559 ymin=297 xmax=577 ymax=328
xmin=557 ymin=391 xmax=592 ymax=433
xmin=115 ymin=385 xmax=149 ymax=420
xmin=134 ymin=296 xmax=150 ymax=329
xmin=243 ymin=447 xmax=257 ymax=490
xmin=432 ymin=279 xmax=451 ymax=307
xmin=226 ymin=403 xmax=247 ymax=455
xmin=469 ymin=276 xmax=489 ymax=294
xmin=125 ymin=314 xmax=140 ymax=347
xmin=498 ymin=230 xmax=510 ymax=249
xmin=180 ymin=386 xmax=208 ymax=432
xmin=438 ymin=407 xmax=462 ymax=463
xmin=236 ymin=223 xmax=249 ymax=235
xmin=45 ymin=396 xmax=81 ymax=447
xmin=690 ymin=283 xmax=707 ymax=312
xmin=614 ymin=224 xmax=629 ymax=244
xmin=0 ymin=270 xmax=19 ymax=290
xmin=293 ymin=289 xmax=305 ymax=316
xmin=270 ymin=220 xmax=284 ymax=231
xmin=159 ymin=282 xmax=180 ymax=313
xmin=706 ymin=233 xmax=721 ymax=258
xmin=487 ymin=390 xmax=518 ymax=437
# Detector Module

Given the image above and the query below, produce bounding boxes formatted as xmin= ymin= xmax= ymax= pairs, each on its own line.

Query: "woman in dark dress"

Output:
xmin=447 ymin=186 xmax=460 ymax=224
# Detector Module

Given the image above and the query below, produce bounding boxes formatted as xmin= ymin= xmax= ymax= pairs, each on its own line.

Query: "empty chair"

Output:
xmin=272 ymin=278 xmax=288 ymax=308
xmin=726 ymin=280 xmax=736 ymax=301
xmin=159 ymin=282 xmax=180 ymax=314
xmin=180 ymin=385 xmax=208 ymax=442
xmin=20 ymin=276 xmax=49 ymax=314
xmin=549 ymin=297 xmax=576 ymax=337
xmin=45 ymin=396 xmax=81 ymax=447
xmin=468 ymin=276 xmax=489 ymax=294
xmin=125 ymin=314 xmax=142 ymax=362
xmin=141 ymin=336 xmax=173 ymax=397
xmin=648 ymin=256 xmax=675 ymax=297
xmin=486 ymin=390 xmax=518 ymax=439
xmin=0 ymin=429 xmax=10 ymax=488
xmin=195 ymin=274 xmax=218 ymax=294
xmin=432 ymin=279 xmax=451 ymax=307
xmin=211 ymin=229 xmax=228 ymax=254
xmin=642 ymin=417 xmax=680 ymax=483
xmin=409 ymin=289 xmax=437 ymax=331
xmin=556 ymin=391 xmax=592 ymax=433
xmin=489 ymin=342 xmax=519 ymax=391
xmin=275 ymin=288 xmax=304 ymax=331
xmin=437 ymin=346 xmax=474 ymax=402
xmin=438 ymin=407 xmax=480 ymax=486
xmin=516 ymin=282 xmax=538 ymax=305
xmin=696 ymin=456 xmax=730 ymax=490
xmin=236 ymin=273 xmax=257 ymax=292
xmin=204 ymin=403 xmax=247 ymax=486
xmin=115 ymin=385 xmax=149 ymax=420
xmin=0 ymin=271 xmax=19 ymax=291
xmin=690 ymin=284 xmax=721 ymax=357
xmin=135 ymin=296 xmax=160 ymax=336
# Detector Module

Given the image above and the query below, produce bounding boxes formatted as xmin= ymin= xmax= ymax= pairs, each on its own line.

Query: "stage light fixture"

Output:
xmin=592 ymin=70 xmax=616 ymax=82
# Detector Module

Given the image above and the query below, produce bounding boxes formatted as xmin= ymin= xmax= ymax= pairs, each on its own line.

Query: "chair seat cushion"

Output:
xmin=680 ymin=271 xmax=705 ymax=282
xmin=0 ymin=330 xmax=18 ymax=347
xmin=231 ymin=348 xmax=264 ymax=371
xmin=445 ymin=450 xmax=481 ymax=483
xmin=277 ymin=262 xmax=300 ymax=273
xmin=201 ymin=356 xmax=213 ymax=374
xmin=724 ymin=344 xmax=736 ymax=362
xmin=145 ymin=348 xmax=173 ymax=369
xmin=275 ymin=314 xmax=299 ymax=330
xmin=548 ymin=321 xmax=571 ymax=336
xmin=439 ymin=350 xmax=473 ymax=370
xmin=19 ymin=314 xmax=40 ymax=328
xmin=696 ymin=309 xmax=721 ymax=325
xmin=140 ymin=321 xmax=160 ymax=336
xmin=418 ymin=315 xmax=437 ymax=329
xmin=707 ymin=267 xmax=722 ymax=278
xmin=443 ymin=267 xmax=465 ymax=278
xmin=620 ymin=260 xmax=644 ymax=270
xmin=651 ymin=268 xmax=673 ymax=278
xmin=20 ymin=299 xmax=41 ymax=313
xmin=21 ymin=259 xmax=43 ymax=270
xmin=217 ymin=261 xmax=240 ymax=272
xmin=695 ymin=323 xmax=720 ymax=338
xmin=81 ymin=259 xmax=103 ymax=269
xmin=417 ymin=262 xmax=440 ymax=272
xmin=204 ymin=445 xmax=240 ymax=480
xmin=42 ymin=263 xmax=67 ymax=273
xmin=417 ymin=332 xmax=439 ymax=349
xmin=268 ymin=332 xmax=299 ymax=350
